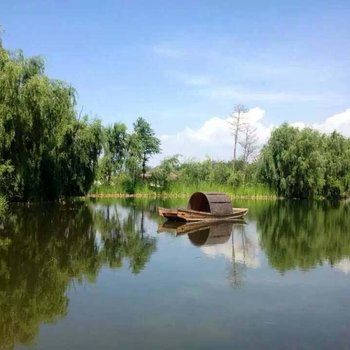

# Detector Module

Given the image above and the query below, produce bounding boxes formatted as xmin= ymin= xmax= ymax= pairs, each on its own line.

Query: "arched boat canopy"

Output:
xmin=187 ymin=192 xmax=232 ymax=215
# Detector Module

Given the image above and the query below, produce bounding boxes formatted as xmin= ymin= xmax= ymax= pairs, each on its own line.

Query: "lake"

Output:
xmin=1 ymin=198 xmax=350 ymax=349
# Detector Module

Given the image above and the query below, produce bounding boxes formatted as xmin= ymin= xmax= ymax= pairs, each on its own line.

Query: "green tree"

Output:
xmin=56 ymin=117 xmax=103 ymax=197
xmin=133 ymin=117 xmax=161 ymax=181
xmin=0 ymin=195 xmax=7 ymax=219
xmin=323 ymin=131 xmax=350 ymax=199
xmin=124 ymin=132 xmax=143 ymax=192
xmin=260 ymin=124 xmax=350 ymax=199
xmin=150 ymin=155 xmax=180 ymax=192
xmin=99 ymin=123 xmax=127 ymax=184
xmin=0 ymin=40 xmax=103 ymax=200
xmin=260 ymin=124 xmax=326 ymax=198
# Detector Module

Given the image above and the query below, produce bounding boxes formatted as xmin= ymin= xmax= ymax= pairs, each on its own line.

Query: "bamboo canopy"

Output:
xmin=187 ymin=192 xmax=232 ymax=215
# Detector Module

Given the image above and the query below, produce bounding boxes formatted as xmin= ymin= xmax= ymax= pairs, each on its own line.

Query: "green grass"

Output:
xmin=90 ymin=182 xmax=149 ymax=194
xmin=89 ymin=181 xmax=276 ymax=198
xmin=166 ymin=182 xmax=274 ymax=196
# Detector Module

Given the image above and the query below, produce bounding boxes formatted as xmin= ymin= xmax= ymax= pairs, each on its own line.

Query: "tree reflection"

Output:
xmin=229 ymin=225 xmax=247 ymax=288
xmin=94 ymin=203 xmax=156 ymax=273
xmin=0 ymin=203 xmax=96 ymax=349
xmin=0 ymin=200 xmax=157 ymax=349
xmin=257 ymin=201 xmax=350 ymax=272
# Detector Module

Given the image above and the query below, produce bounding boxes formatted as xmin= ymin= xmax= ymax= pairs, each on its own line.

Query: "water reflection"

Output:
xmin=93 ymin=203 xmax=156 ymax=273
xmin=185 ymin=222 xmax=257 ymax=288
xmin=1 ymin=199 xmax=350 ymax=349
xmin=255 ymin=200 xmax=350 ymax=273
xmin=0 ymin=203 xmax=93 ymax=349
xmin=0 ymin=201 xmax=157 ymax=349
xmin=187 ymin=222 xmax=232 ymax=246
xmin=158 ymin=220 xmax=260 ymax=288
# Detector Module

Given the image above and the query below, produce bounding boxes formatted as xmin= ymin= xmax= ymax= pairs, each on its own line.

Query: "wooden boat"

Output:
xmin=158 ymin=207 xmax=248 ymax=222
xmin=158 ymin=192 xmax=248 ymax=222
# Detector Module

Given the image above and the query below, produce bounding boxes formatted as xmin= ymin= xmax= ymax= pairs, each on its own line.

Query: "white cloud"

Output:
xmin=154 ymin=117 xmax=233 ymax=163
xmin=290 ymin=122 xmax=306 ymax=129
xmin=201 ymin=229 xmax=260 ymax=268
xmin=289 ymin=109 xmax=350 ymax=138
xmin=152 ymin=107 xmax=350 ymax=166
xmin=152 ymin=107 xmax=272 ymax=165
xmin=314 ymin=108 xmax=350 ymax=137
xmin=334 ymin=258 xmax=350 ymax=274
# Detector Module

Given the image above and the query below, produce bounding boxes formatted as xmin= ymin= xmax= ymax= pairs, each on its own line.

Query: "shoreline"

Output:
xmin=6 ymin=193 xmax=349 ymax=204
xmin=87 ymin=193 xmax=280 ymax=200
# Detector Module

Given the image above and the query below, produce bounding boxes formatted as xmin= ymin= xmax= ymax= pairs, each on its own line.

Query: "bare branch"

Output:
xmin=238 ymin=124 xmax=259 ymax=163
xmin=228 ymin=104 xmax=249 ymax=164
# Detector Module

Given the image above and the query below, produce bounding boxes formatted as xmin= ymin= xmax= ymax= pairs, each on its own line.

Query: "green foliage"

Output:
xmin=323 ymin=131 xmax=350 ymax=199
xmin=98 ymin=123 xmax=127 ymax=184
xmin=124 ymin=131 xmax=143 ymax=192
xmin=96 ymin=118 xmax=161 ymax=194
xmin=0 ymin=195 xmax=7 ymax=219
xmin=0 ymin=42 xmax=102 ymax=200
xmin=149 ymin=155 xmax=181 ymax=192
xmin=0 ymin=161 xmax=15 ymax=193
xmin=92 ymin=156 xmax=273 ymax=198
xmin=177 ymin=159 xmax=209 ymax=185
xmin=260 ymin=124 xmax=350 ymax=199
xmin=167 ymin=158 xmax=268 ymax=194
xmin=55 ymin=118 xmax=103 ymax=197
xmin=209 ymin=161 xmax=232 ymax=184
xmin=94 ymin=123 xmax=350 ymax=201
xmin=133 ymin=117 xmax=161 ymax=180
xmin=4 ymin=38 xmax=349 ymax=202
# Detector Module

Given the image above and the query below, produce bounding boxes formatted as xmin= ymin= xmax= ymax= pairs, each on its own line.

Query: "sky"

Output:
xmin=1 ymin=0 xmax=350 ymax=164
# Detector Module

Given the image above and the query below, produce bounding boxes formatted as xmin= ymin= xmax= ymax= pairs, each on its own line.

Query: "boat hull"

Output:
xmin=158 ymin=207 xmax=248 ymax=222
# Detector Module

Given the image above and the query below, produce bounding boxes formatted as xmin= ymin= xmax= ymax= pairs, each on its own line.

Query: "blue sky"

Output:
xmin=1 ymin=0 xmax=350 ymax=161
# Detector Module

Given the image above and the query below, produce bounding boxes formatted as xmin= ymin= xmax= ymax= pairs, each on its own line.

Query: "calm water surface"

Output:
xmin=1 ymin=198 xmax=350 ymax=349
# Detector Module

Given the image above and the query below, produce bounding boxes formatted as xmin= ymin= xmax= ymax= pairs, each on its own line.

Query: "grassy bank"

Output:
xmin=89 ymin=182 xmax=277 ymax=199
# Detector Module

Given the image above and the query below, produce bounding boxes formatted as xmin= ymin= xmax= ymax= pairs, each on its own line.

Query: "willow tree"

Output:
xmin=260 ymin=124 xmax=350 ymax=199
xmin=323 ymin=131 xmax=350 ymax=199
xmin=0 ymin=40 xmax=102 ymax=200
xmin=260 ymin=124 xmax=326 ymax=198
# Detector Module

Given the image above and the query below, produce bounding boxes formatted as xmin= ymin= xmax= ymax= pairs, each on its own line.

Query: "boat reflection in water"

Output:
xmin=187 ymin=222 xmax=233 ymax=246
xmin=158 ymin=220 xmax=260 ymax=287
